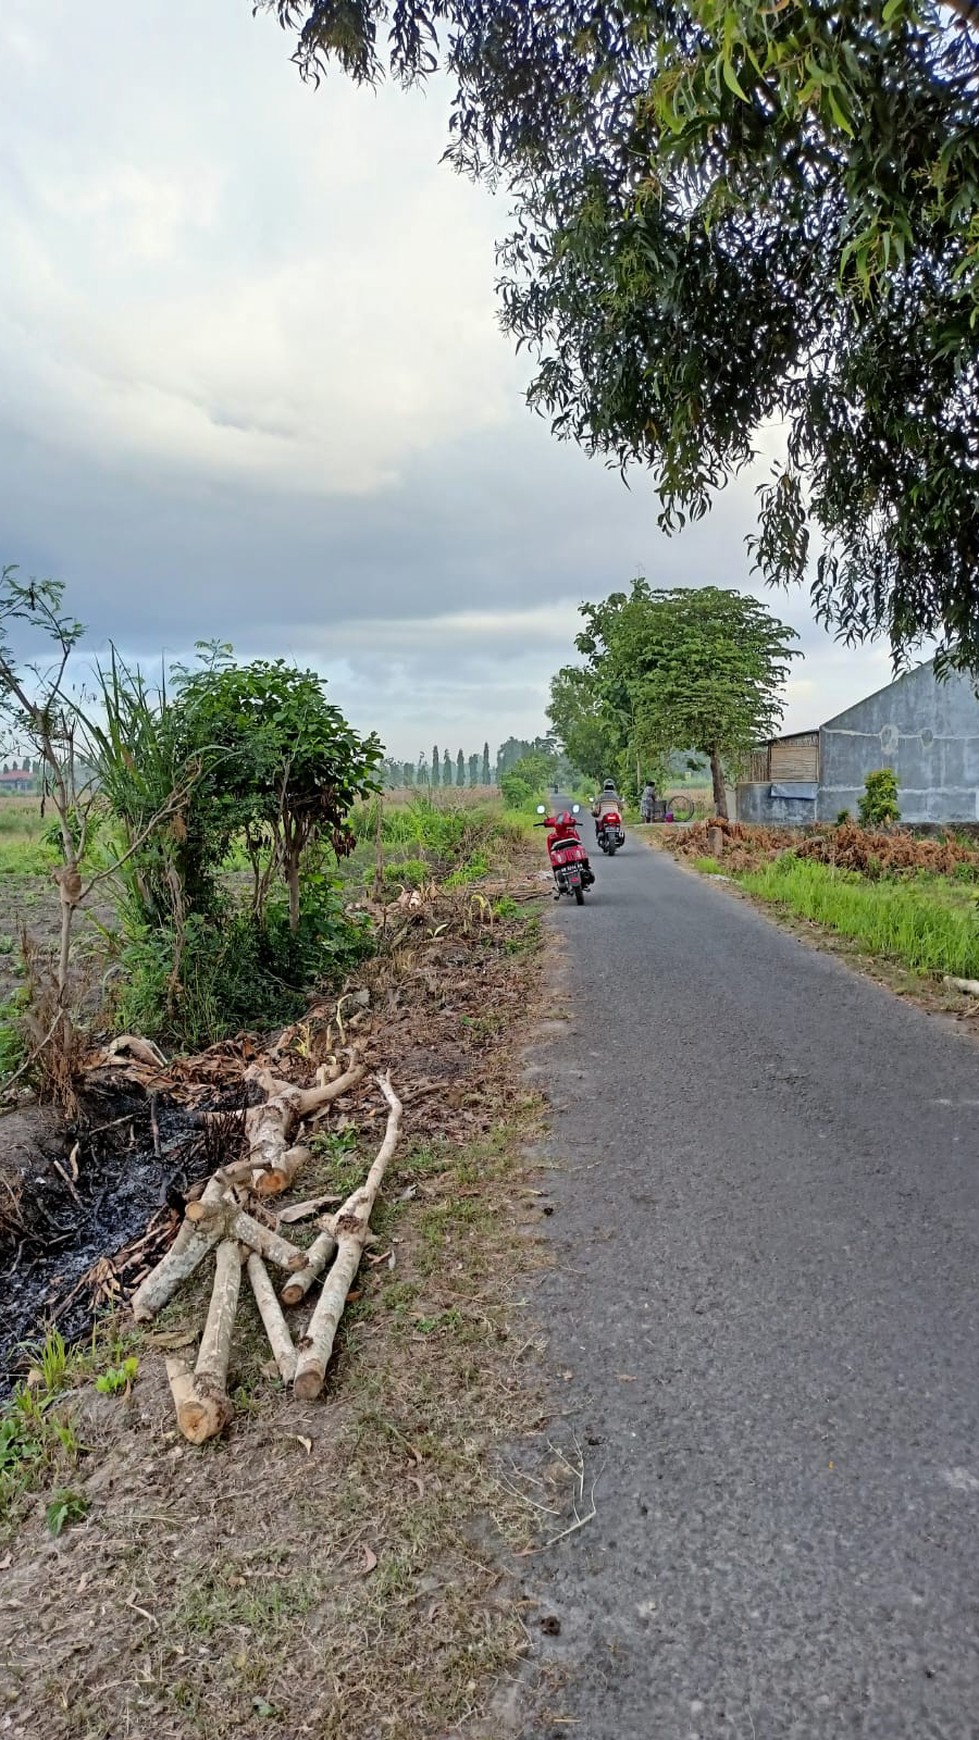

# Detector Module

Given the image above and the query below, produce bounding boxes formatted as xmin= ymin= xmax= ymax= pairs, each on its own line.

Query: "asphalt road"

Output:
xmin=522 ymin=818 xmax=979 ymax=1740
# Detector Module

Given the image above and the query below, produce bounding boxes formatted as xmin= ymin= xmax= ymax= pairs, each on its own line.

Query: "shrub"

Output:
xmin=858 ymin=768 xmax=900 ymax=827
xmin=499 ymin=773 xmax=534 ymax=810
xmin=114 ymin=877 xmax=372 ymax=1048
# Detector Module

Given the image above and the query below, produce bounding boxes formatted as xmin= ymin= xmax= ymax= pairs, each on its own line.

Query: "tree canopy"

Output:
xmin=260 ymin=0 xmax=979 ymax=669
xmin=561 ymin=581 xmax=799 ymax=814
xmin=171 ymin=652 xmax=382 ymax=927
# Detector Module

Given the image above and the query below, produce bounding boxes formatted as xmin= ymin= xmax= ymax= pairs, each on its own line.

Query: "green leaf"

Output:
xmin=721 ymin=56 xmax=748 ymax=101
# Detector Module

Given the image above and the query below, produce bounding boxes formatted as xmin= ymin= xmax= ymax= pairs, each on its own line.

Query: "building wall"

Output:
xmin=736 ymin=782 xmax=817 ymax=825
xmin=817 ymin=663 xmax=979 ymax=823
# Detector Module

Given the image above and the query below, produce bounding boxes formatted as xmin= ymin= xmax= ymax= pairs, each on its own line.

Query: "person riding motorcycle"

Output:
xmin=592 ymin=779 xmax=623 ymax=830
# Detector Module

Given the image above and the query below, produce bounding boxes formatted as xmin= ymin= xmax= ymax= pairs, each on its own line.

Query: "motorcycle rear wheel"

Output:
xmin=573 ymin=884 xmax=584 ymax=905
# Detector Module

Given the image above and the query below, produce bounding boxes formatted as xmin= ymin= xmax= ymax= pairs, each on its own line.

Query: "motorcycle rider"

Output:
xmin=592 ymin=779 xmax=623 ymax=834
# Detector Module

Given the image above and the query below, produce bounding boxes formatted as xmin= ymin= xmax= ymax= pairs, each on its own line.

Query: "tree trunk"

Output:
xmin=56 ymin=860 xmax=82 ymax=1001
xmin=293 ymin=1073 xmax=402 ymax=1400
xmin=709 ymin=748 xmax=728 ymax=819
xmin=286 ymin=848 xmax=300 ymax=932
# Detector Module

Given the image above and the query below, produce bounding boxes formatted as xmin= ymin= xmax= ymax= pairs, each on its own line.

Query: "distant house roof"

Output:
xmin=0 ymin=770 xmax=34 ymax=783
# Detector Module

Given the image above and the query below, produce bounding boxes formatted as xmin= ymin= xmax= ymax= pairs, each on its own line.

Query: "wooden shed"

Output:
xmin=750 ymin=731 xmax=820 ymax=784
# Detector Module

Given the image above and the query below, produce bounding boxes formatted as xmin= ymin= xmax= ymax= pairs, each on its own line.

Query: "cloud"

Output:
xmin=0 ymin=0 xmax=893 ymax=758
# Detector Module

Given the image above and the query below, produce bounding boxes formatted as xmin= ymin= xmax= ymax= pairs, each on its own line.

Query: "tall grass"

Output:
xmin=352 ymin=794 xmax=525 ymax=863
xmin=739 ymin=856 xmax=979 ymax=978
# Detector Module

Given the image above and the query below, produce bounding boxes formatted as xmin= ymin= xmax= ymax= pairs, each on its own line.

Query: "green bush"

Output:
xmin=114 ymin=879 xmax=372 ymax=1048
xmin=499 ymin=773 xmax=534 ymax=810
xmin=858 ymin=768 xmax=900 ymax=827
xmin=382 ymin=857 xmax=430 ymax=890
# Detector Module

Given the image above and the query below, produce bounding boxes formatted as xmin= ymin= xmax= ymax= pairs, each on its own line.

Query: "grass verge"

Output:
xmin=737 ymin=856 xmax=979 ymax=980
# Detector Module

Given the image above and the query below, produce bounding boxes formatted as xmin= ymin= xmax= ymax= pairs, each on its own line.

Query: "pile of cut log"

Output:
xmin=129 ymin=1053 xmax=401 ymax=1443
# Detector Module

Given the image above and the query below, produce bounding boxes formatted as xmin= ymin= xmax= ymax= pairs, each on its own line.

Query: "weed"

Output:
xmin=0 ymin=1329 xmax=85 ymax=1526
xmin=0 ymin=986 xmax=27 ymax=1078
xmin=381 ymin=856 xmax=429 ymax=890
xmin=444 ymin=851 xmax=490 ymax=887
xmin=94 ymin=1356 xmax=139 ymax=1395
xmin=45 ymin=1487 xmax=89 ymax=1536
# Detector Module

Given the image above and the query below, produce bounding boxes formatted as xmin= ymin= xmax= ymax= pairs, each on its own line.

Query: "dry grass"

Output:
xmin=0 ymin=853 xmax=557 ymax=1740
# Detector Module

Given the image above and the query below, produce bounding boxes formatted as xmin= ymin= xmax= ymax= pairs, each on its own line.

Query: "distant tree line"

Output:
xmin=377 ymin=736 xmax=565 ymax=790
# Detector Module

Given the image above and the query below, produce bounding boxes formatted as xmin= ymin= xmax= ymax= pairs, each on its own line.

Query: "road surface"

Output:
xmin=522 ymin=820 xmax=979 ymax=1739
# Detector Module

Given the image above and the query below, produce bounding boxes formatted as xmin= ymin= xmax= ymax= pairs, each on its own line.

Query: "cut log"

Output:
xmin=247 ymin=1253 xmax=297 ymax=1382
xmin=175 ymin=1201 xmax=305 ymax=1267
xmin=293 ymin=1072 xmax=402 ymax=1400
xmin=227 ymin=1209 xmax=305 ymax=1270
xmin=240 ymin=1058 xmax=365 ymax=1196
xmin=176 ymin=1239 xmax=242 ymax=1443
xmin=130 ymin=1178 xmax=227 ymax=1323
xmin=165 ymin=1354 xmax=199 ymax=1428
xmin=252 ymin=1143 xmax=311 ymax=1198
xmin=279 ymin=1219 xmax=337 ymax=1308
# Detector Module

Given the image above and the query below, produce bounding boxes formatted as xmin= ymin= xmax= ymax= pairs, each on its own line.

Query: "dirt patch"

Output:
xmin=0 ymin=861 xmax=554 ymax=1740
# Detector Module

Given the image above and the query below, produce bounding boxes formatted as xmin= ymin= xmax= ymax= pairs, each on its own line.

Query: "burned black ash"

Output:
xmin=0 ymin=1082 xmax=248 ymax=1393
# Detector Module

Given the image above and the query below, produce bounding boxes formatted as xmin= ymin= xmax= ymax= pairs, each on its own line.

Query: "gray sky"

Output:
xmin=0 ymin=0 xmax=893 ymax=761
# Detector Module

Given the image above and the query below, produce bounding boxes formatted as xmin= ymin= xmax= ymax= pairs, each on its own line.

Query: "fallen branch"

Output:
xmin=176 ymin=1239 xmax=242 ymax=1443
xmin=247 ymin=1253 xmax=297 ymax=1383
xmin=279 ymin=1219 xmax=337 ymax=1308
xmin=240 ymin=1056 xmax=365 ymax=1195
xmin=130 ymin=1177 xmax=227 ymax=1323
xmin=293 ymin=1072 xmax=402 ymax=1400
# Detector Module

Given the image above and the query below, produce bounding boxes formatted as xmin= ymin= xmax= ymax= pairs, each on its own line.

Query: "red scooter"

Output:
xmin=595 ymin=809 xmax=625 ymax=855
xmin=534 ymin=804 xmax=595 ymax=905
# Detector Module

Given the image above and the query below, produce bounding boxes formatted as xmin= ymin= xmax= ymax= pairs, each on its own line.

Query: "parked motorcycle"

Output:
xmin=534 ymin=804 xmax=595 ymax=905
xmin=595 ymin=809 xmax=625 ymax=855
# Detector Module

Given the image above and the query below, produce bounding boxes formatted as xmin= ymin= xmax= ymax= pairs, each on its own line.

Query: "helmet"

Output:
xmin=603 ymin=779 xmax=615 ymax=791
